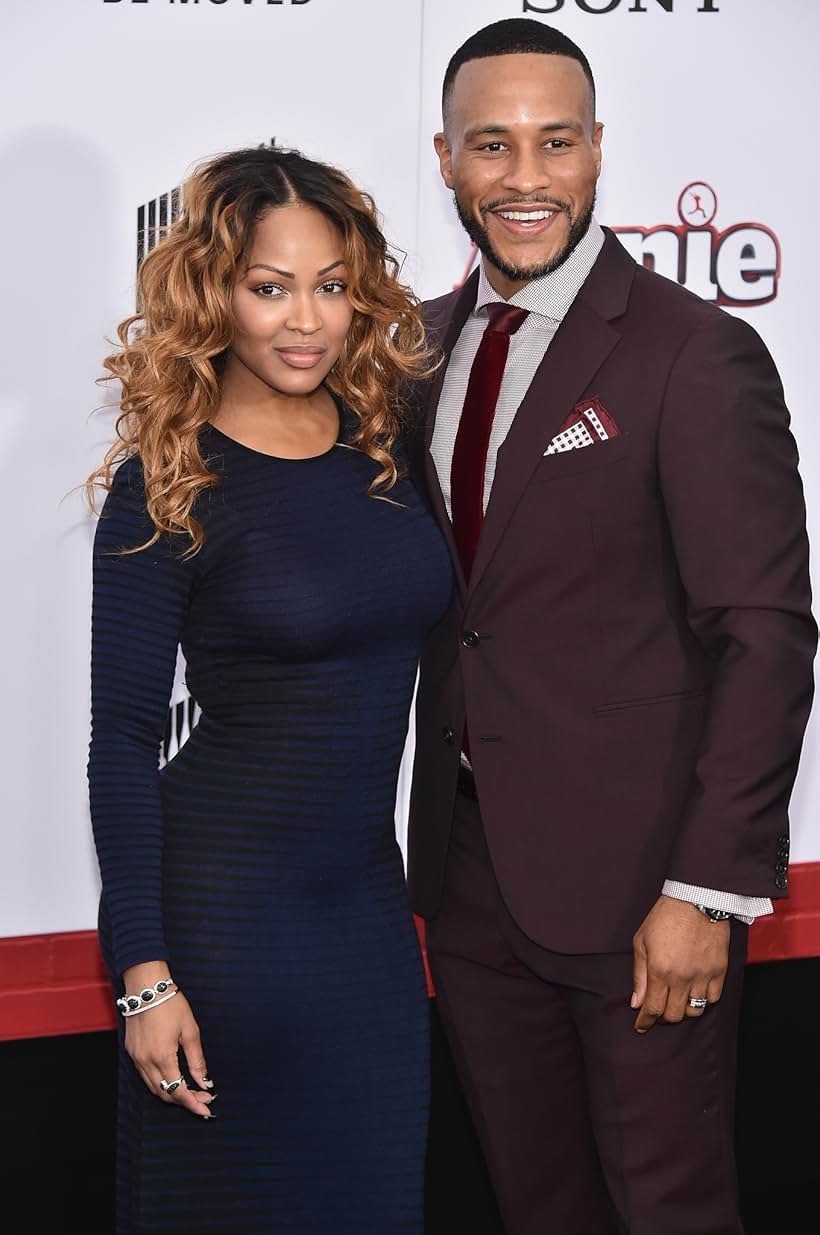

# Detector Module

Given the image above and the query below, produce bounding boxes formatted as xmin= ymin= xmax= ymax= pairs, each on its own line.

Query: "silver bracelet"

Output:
xmin=121 ymin=989 xmax=178 ymax=1018
xmin=116 ymin=978 xmax=176 ymax=1017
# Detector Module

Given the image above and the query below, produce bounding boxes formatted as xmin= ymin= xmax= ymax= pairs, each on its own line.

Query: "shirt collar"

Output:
xmin=474 ymin=217 xmax=605 ymax=322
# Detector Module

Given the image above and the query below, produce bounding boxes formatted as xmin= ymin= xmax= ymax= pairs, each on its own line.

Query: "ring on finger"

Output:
xmin=159 ymin=1076 xmax=184 ymax=1094
xmin=687 ymin=996 xmax=709 ymax=1010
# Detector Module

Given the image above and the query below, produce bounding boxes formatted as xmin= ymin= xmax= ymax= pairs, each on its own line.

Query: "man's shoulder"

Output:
xmin=422 ymin=285 xmax=463 ymax=315
xmin=622 ymin=245 xmax=753 ymax=344
xmin=421 ymin=280 xmax=474 ymax=341
xmin=613 ymin=253 xmax=774 ymax=380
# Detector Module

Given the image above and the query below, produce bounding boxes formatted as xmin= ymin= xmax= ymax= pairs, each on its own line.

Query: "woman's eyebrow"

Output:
xmin=246 ymin=260 xmax=346 ymax=278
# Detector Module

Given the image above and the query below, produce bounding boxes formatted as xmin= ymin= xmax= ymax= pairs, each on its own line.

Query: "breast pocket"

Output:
xmin=531 ymin=432 xmax=632 ymax=484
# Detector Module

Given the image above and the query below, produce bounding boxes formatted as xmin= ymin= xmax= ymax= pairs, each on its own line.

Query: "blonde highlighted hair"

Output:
xmin=87 ymin=146 xmax=437 ymax=552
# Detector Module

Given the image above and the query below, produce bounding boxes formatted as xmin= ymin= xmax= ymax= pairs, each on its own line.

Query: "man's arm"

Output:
xmin=630 ymin=310 xmax=815 ymax=1032
xmin=658 ymin=310 xmax=815 ymax=895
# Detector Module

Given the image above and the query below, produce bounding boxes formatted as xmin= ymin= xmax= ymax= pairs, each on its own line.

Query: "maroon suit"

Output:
xmin=408 ymin=231 xmax=816 ymax=1233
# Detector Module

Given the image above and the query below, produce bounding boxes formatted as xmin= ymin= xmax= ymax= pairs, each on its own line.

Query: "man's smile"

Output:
xmin=485 ymin=203 xmax=564 ymax=240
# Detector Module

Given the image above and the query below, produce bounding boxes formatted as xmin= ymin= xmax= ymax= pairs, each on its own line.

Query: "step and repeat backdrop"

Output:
xmin=1 ymin=1 xmax=818 ymax=1010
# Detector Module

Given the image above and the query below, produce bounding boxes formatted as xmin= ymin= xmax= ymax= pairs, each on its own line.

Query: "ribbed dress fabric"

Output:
xmin=88 ymin=412 xmax=453 ymax=1234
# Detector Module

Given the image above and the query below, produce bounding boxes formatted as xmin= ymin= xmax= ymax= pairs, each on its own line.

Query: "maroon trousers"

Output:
xmin=426 ymin=786 xmax=747 ymax=1235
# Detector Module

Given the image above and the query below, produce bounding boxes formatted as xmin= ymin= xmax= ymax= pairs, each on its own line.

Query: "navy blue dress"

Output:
xmin=88 ymin=411 xmax=452 ymax=1234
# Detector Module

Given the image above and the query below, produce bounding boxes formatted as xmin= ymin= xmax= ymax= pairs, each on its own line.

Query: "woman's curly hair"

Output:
xmin=86 ymin=145 xmax=437 ymax=552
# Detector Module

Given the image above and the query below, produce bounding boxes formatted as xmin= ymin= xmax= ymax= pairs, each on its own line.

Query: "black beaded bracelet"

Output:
xmin=116 ymin=978 xmax=176 ymax=1016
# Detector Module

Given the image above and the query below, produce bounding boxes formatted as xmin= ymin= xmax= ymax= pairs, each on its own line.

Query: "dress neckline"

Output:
xmin=204 ymin=395 xmax=354 ymax=463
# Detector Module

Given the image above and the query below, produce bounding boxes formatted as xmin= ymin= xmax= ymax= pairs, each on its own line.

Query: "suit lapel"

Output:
xmin=468 ymin=232 xmax=636 ymax=596
xmin=421 ymin=271 xmax=481 ymax=598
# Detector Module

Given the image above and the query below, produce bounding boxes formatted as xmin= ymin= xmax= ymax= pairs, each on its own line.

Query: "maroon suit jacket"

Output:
xmin=407 ymin=229 xmax=816 ymax=955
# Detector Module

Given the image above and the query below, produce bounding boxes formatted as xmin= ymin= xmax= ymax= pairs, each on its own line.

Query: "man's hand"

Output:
xmin=631 ymin=895 xmax=730 ymax=1033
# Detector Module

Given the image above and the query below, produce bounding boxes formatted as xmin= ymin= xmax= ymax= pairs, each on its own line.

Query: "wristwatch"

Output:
xmin=694 ymin=903 xmax=732 ymax=922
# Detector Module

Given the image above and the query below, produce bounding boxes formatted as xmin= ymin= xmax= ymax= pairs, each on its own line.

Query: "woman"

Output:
xmin=87 ymin=146 xmax=452 ymax=1234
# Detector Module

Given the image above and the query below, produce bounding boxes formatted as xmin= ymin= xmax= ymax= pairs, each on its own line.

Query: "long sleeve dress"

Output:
xmin=88 ymin=413 xmax=453 ymax=1234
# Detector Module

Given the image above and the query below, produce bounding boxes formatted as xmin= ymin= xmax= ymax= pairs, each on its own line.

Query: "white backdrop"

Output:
xmin=1 ymin=0 xmax=818 ymax=941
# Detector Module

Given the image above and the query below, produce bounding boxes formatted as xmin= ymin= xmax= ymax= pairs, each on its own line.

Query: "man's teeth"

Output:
xmin=497 ymin=210 xmax=554 ymax=221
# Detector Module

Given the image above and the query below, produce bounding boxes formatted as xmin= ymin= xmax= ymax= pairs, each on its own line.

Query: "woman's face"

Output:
xmin=228 ymin=204 xmax=354 ymax=397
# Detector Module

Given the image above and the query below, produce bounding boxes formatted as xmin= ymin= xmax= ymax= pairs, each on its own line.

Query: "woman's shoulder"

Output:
xmin=101 ymin=442 xmax=223 ymax=516
xmin=107 ymin=452 xmax=146 ymax=496
xmin=96 ymin=453 xmax=147 ymax=518
xmin=91 ymin=455 xmax=155 ymax=553
xmin=92 ymin=438 xmax=231 ymax=568
xmin=95 ymin=455 xmax=199 ymax=555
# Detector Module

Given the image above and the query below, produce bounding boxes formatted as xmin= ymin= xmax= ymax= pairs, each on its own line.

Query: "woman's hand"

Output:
xmin=121 ymin=963 xmax=215 ymax=1119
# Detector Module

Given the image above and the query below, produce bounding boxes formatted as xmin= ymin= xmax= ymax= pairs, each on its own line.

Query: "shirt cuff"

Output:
xmin=662 ymin=880 xmax=774 ymax=925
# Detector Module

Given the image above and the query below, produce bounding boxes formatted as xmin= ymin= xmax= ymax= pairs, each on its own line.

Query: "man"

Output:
xmin=408 ymin=18 xmax=815 ymax=1235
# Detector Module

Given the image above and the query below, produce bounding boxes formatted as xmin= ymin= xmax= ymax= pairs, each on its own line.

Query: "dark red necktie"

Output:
xmin=450 ymin=302 xmax=530 ymax=581
xmin=451 ymin=302 xmax=528 ymax=767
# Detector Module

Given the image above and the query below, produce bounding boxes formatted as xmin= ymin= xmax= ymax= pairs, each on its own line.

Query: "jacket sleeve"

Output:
xmin=87 ymin=458 xmax=195 ymax=976
xmin=657 ymin=310 xmax=816 ymax=896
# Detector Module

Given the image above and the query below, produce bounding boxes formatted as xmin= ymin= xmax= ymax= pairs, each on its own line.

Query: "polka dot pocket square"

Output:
xmin=544 ymin=398 xmax=621 ymax=455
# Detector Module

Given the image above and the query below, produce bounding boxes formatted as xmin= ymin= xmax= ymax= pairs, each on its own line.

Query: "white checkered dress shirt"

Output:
xmin=431 ymin=218 xmax=771 ymax=923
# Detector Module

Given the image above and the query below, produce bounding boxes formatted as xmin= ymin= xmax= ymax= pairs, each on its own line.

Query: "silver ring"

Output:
xmin=159 ymin=1076 xmax=184 ymax=1094
xmin=688 ymin=996 xmax=709 ymax=1009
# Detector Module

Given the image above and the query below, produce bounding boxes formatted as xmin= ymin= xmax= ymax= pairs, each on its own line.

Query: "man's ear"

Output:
xmin=592 ymin=121 xmax=604 ymax=179
xmin=434 ymin=132 xmax=454 ymax=190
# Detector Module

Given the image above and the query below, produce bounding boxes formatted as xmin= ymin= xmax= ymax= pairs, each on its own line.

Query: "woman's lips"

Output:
xmin=276 ymin=348 xmax=326 ymax=369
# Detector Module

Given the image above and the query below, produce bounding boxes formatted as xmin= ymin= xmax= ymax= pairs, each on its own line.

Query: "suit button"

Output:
xmin=775 ymin=862 xmax=788 ymax=875
xmin=775 ymin=874 xmax=788 ymax=890
xmin=442 ymin=727 xmax=455 ymax=745
xmin=462 ymin=630 xmax=480 ymax=648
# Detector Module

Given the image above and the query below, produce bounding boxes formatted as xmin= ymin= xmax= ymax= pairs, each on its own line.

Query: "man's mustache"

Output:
xmin=480 ymin=195 xmax=572 ymax=218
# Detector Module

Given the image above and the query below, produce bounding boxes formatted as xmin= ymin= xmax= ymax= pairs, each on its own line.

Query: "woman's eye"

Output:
xmin=318 ymin=279 xmax=348 ymax=295
xmin=252 ymin=283 xmax=286 ymax=298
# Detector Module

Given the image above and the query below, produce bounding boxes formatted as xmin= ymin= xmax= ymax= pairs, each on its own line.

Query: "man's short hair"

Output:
xmin=442 ymin=19 xmax=596 ymax=124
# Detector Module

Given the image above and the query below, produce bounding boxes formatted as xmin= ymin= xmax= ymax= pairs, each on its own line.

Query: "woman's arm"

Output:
xmin=88 ymin=458 xmax=215 ymax=1116
xmin=87 ymin=456 xmax=193 ymax=976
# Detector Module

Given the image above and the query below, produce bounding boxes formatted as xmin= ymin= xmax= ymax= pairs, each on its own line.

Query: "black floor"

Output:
xmin=2 ymin=958 xmax=817 ymax=1234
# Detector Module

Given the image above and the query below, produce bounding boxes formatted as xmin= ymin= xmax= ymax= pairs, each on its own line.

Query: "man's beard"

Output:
xmin=454 ymin=189 xmax=596 ymax=283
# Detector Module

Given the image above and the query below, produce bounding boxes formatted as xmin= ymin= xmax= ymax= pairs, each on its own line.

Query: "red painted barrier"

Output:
xmin=1 ymin=864 xmax=818 ymax=1041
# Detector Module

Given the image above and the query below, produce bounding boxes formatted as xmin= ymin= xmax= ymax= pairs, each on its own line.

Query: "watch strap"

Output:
xmin=694 ymin=903 xmax=732 ymax=922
